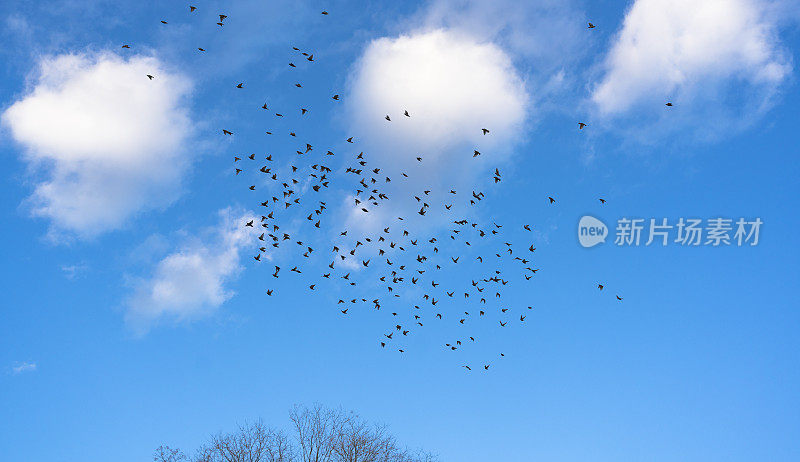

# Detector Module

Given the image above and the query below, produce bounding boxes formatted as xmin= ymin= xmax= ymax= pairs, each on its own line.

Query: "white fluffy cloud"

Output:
xmin=2 ymin=52 xmax=193 ymax=238
xmin=346 ymin=29 xmax=528 ymax=165
xmin=592 ymin=0 xmax=790 ymax=116
xmin=125 ymin=209 xmax=256 ymax=332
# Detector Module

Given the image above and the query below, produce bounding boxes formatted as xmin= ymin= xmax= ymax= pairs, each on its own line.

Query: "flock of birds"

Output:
xmin=127 ymin=6 xmax=639 ymax=372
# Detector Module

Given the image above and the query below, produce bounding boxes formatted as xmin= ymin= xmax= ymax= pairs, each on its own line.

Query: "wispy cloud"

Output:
xmin=61 ymin=263 xmax=89 ymax=280
xmin=1 ymin=51 xmax=193 ymax=240
xmin=10 ymin=361 xmax=37 ymax=375
xmin=124 ymin=208 xmax=257 ymax=334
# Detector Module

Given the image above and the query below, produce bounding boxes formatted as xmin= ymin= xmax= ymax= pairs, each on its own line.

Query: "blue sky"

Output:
xmin=1 ymin=0 xmax=799 ymax=461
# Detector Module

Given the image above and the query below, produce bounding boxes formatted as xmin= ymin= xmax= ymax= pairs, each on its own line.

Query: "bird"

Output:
xmin=588 ymin=22 xmax=596 ymax=28
xmin=222 ymin=129 xmax=233 ymax=135
xmin=598 ymin=284 xmax=604 ymax=290
xmin=548 ymin=196 xmax=556 ymax=204
xmin=599 ymin=198 xmax=606 ymax=204
xmin=578 ymin=122 xmax=587 ymax=129
xmin=482 ymin=128 xmax=490 ymax=135
xmin=404 ymin=110 xmax=410 ymax=117
xmin=666 ymin=102 xmax=673 ymax=107
xmin=189 ymin=6 xmax=197 ymax=12
xmin=616 ymin=295 xmax=623 ymax=301
xmin=121 ymin=44 xmax=130 ymax=49
xmin=236 ymin=83 xmax=243 ymax=88
xmin=385 ymin=115 xmax=391 ymax=121
xmin=198 ymin=47 xmax=206 ymax=52
xmin=321 ymin=11 xmax=329 ymax=15
xmin=146 ymin=74 xmax=154 ymax=80
xmin=332 ymin=94 xmax=340 ymax=100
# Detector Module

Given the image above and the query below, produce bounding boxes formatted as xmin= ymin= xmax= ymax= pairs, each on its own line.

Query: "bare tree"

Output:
xmin=154 ymin=445 xmax=187 ymax=462
xmin=289 ymin=404 xmax=342 ymax=462
xmin=194 ymin=420 xmax=294 ymax=462
xmin=154 ymin=405 xmax=435 ymax=462
xmin=330 ymin=412 xmax=431 ymax=462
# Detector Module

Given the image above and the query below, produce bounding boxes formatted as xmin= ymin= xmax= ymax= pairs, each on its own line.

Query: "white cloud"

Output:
xmin=11 ymin=361 xmax=36 ymax=375
xmin=345 ymin=29 xmax=528 ymax=167
xmin=1 ymin=52 xmax=193 ymax=238
xmin=420 ymin=0 xmax=585 ymax=68
xmin=124 ymin=208 xmax=257 ymax=333
xmin=592 ymin=0 xmax=791 ymax=117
